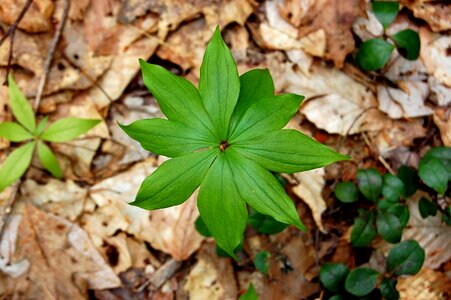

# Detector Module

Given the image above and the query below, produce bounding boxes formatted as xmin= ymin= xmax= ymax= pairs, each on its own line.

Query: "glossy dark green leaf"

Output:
xmin=441 ymin=207 xmax=451 ymax=225
xmin=392 ymin=29 xmax=420 ymax=60
xmin=133 ymin=149 xmax=218 ymax=209
xmin=351 ymin=209 xmax=377 ymax=247
xmin=119 ymin=118 xmax=215 ymax=157
xmin=0 ymin=122 xmax=34 ymax=142
xmin=387 ymin=204 xmax=410 ymax=228
xmin=344 ymin=267 xmax=379 ymax=297
xmin=41 ymin=118 xmax=100 ymax=142
xmin=357 ymin=168 xmax=383 ymax=202
xmin=380 ymin=277 xmax=399 ymax=300
xmin=418 ymin=157 xmax=447 ymax=195
xmin=328 ymin=296 xmax=345 ymax=300
xmin=37 ymin=141 xmax=62 ymax=178
xmin=229 ymin=94 xmax=303 ymax=142
xmin=7 ymin=74 xmax=36 ymax=133
xmin=397 ymin=165 xmax=418 ymax=197
xmin=377 ymin=199 xmax=397 ymax=210
xmin=239 ymin=284 xmax=259 ymax=300
xmin=320 ymin=263 xmax=349 ymax=293
xmin=387 ymin=240 xmax=425 ymax=275
xmin=356 ymin=39 xmax=394 ymax=71
xmin=377 ymin=210 xmax=403 ymax=243
xmin=254 ymin=251 xmax=270 ymax=275
xmin=418 ymin=197 xmax=437 ymax=219
xmin=372 ymin=1 xmax=399 ymax=28
xmin=422 ymin=147 xmax=451 ymax=180
xmin=198 ymin=153 xmax=248 ymax=258
xmin=248 ymin=210 xmax=289 ymax=234
xmin=139 ymin=59 xmax=216 ymax=140
xmin=234 ymin=129 xmax=348 ymax=173
xmin=194 ymin=215 xmax=212 ymax=237
xmin=335 ymin=182 xmax=359 ymax=203
xmin=0 ymin=142 xmax=35 ymax=192
xmin=382 ymin=174 xmax=406 ymax=202
xmin=198 ymin=27 xmax=240 ymax=140
xmin=228 ymin=149 xmax=305 ymax=231
xmin=230 ymin=69 xmax=274 ymax=129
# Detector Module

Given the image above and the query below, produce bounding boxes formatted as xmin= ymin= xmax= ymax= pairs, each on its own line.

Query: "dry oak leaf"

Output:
xmin=279 ymin=61 xmax=388 ymax=135
xmin=184 ymin=242 xmax=238 ymax=300
xmin=401 ymin=0 xmax=451 ymax=32
xmin=420 ymin=27 xmax=451 ymax=87
xmin=3 ymin=204 xmax=120 ymax=299
xmin=278 ymin=0 xmax=362 ymax=67
xmin=0 ymin=0 xmax=53 ymax=33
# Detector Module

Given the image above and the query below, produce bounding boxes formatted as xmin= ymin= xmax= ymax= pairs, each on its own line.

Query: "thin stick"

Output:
xmin=34 ymin=0 xmax=70 ymax=111
xmin=0 ymin=0 xmax=33 ymax=84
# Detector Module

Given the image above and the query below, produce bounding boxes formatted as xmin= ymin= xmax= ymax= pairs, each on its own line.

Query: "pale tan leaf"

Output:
xmin=397 ymin=268 xmax=451 ymax=300
xmin=420 ymin=28 xmax=451 ymax=86
xmin=401 ymin=0 xmax=451 ymax=32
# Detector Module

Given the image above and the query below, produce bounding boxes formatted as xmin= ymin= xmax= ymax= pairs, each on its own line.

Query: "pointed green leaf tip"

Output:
xmin=122 ymin=27 xmax=349 ymax=258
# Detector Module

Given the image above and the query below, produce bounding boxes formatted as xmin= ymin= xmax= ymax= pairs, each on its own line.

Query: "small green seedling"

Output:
xmin=356 ymin=1 xmax=421 ymax=71
xmin=0 ymin=75 xmax=100 ymax=192
xmin=254 ymin=251 xmax=270 ymax=275
xmin=120 ymin=27 xmax=348 ymax=257
xmin=239 ymin=284 xmax=259 ymax=300
xmin=320 ymin=240 xmax=424 ymax=299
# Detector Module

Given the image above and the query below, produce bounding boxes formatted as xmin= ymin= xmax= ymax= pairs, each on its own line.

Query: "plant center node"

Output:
xmin=219 ymin=141 xmax=229 ymax=152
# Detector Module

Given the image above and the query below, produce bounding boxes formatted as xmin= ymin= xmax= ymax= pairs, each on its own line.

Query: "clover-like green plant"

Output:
xmin=0 ymin=75 xmax=100 ymax=192
xmin=356 ymin=1 xmax=421 ymax=71
xmin=120 ymin=27 xmax=348 ymax=257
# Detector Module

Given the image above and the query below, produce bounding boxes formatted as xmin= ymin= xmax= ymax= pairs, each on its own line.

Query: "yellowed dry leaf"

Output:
xmin=0 ymin=0 xmax=54 ymax=33
xmin=184 ymin=242 xmax=237 ymax=300
xmin=292 ymin=168 xmax=326 ymax=232
xmin=397 ymin=268 xmax=451 ymax=300
xmin=401 ymin=0 xmax=451 ymax=32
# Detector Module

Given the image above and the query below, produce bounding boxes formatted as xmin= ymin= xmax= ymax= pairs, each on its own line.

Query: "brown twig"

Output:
xmin=0 ymin=0 xmax=33 ymax=84
xmin=34 ymin=0 xmax=70 ymax=112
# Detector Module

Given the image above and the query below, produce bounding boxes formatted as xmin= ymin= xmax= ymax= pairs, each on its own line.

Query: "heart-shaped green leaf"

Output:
xmin=344 ymin=267 xmax=379 ymax=297
xmin=391 ymin=29 xmax=420 ymax=60
xmin=372 ymin=1 xmax=399 ymax=29
xmin=387 ymin=240 xmax=425 ymax=275
xmin=356 ymin=39 xmax=394 ymax=71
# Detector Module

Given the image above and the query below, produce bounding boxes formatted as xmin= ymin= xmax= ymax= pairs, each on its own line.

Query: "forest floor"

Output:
xmin=0 ymin=0 xmax=450 ymax=299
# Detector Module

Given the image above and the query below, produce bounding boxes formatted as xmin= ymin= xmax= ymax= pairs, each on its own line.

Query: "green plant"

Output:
xmin=239 ymin=284 xmax=258 ymax=300
xmin=356 ymin=1 xmax=421 ymax=71
xmin=0 ymin=75 xmax=100 ymax=192
xmin=320 ymin=240 xmax=425 ymax=299
xmin=120 ymin=27 xmax=348 ymax=256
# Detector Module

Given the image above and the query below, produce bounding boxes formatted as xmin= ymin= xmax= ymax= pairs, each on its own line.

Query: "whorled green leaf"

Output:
xmin=229 ymin=68 xmax=274 ymax=129
xmin=254 ymin=251 xmax=270 ymax=275
xmin=392 ymin=29 xmax=420 ymax=60
xmin=133 ymin=149 xmax=218 ymax=210
xmin=377 ymin=210 xmax=403 ymax=243
xmin=199 ymin=27 xmax=240 ymax=140
xmin=229 ymin=94 xmax=303 ymax=142
xmin=344 ymin=267 xmax=379 ymax=297
xmin=234 ymin=129 xmax=348 ymax=173
xmin=397 ymin=165 xmax=418 ymax=197
xmin=119 ymin=118 xmax=215 ymax=157
xmin=239 ymin=284 xmax=259 ymax=300
xmin=372 ymin=1 xmax=399 ymax=29
xmin=418 ymin=197 xmax=437 ymax=219
xmin=0 ymin=142 xmax=35 ymax=192
xmin=382 ymin=174 xmax=406 ymax=202
xmin=7 ymin=75 xmax=36 ymax=133
xmin=197 ymin=152 xmax=248 ymax=258
xmin=334 ymin=181 xmax=359 ymax=203
xmin=36 ymin=116 xmax=49 ymax=135
xmin=351 ymin=209 xmax=377 ymax=247
xmin=387 ymin=240 xmax=425 ymax=275
xmin=139 ymin=59 xmax=217 ymax=140
xmin=320 ymin=263 xmax=349 ymax=293
xmin=380 ymin=277 xmax=399 ymax=300
xmin=0 ymin=122 xmax=34 ymax=142
xmin=41 ymin=117 xmax=100 ymax=142
xmin=37 ymin=141 xmax=62 ymax=178
xmin=356 ymin=38 xmax=394 ymax=71
xmin=418 ymin=157 xmax=448 ymax=195
xmin=228 ymin=149 xmax=305 ymax=231
xmin=248 ymin=209 xmax=289 ymax=234
xmin=357 ymin=168 xmax=383 ymax=202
